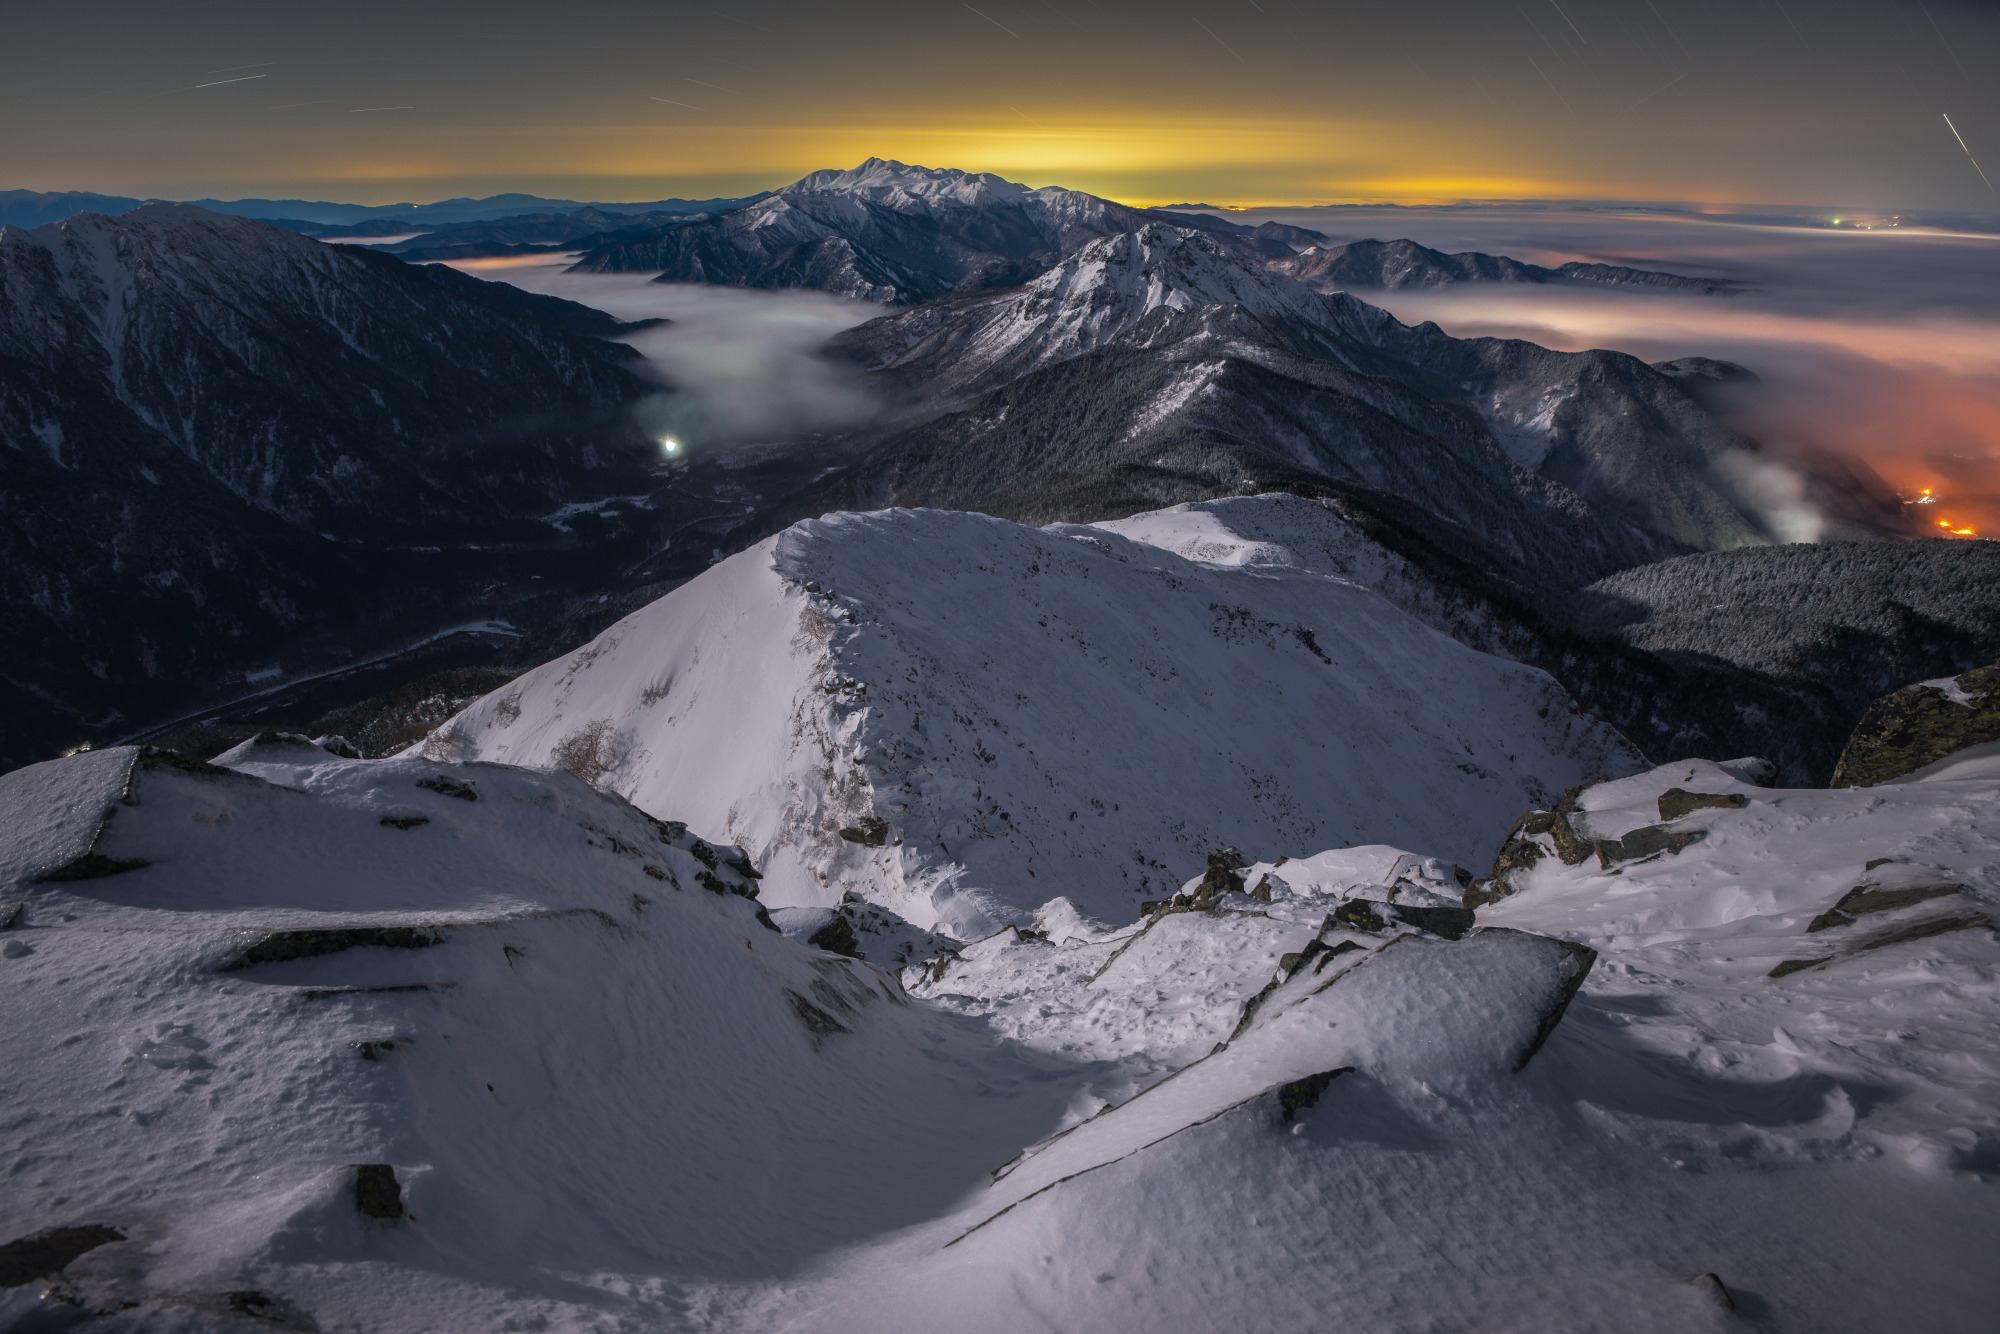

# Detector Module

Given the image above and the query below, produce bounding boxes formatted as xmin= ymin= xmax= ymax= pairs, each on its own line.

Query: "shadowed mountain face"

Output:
xmin=1271 ymin=237 xmax=1737 ymax=294
xmin=798 ymin=224 xmax=1813 ymax=582
xmin=0 ymin=205 xmax=659 ymax=767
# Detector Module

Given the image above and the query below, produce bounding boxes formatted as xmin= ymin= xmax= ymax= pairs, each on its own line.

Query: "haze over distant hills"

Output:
xmin=0 ymin=188 xmax=765 ymax=231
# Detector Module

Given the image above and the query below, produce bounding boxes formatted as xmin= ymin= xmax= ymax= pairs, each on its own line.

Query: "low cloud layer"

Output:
xmin=1247 ymin=205 xmax=2000 ymax=541
xmin=447 ymin=215 xmax=2000 ymax=543
xmin=448 ymin=255 xmax=881 ymax=448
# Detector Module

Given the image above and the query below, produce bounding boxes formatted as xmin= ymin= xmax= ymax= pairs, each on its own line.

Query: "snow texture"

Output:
xmin=3 ymin=683 xmax=1998 ymax=1330
xmin=432 ymin=501 xmax=1642 ymax=936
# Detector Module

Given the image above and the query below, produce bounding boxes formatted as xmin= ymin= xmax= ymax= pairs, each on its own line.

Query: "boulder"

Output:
xmin=1657 ymin=788 xmax=1748 ymax=821
xmin=1830 ymin=663 xmax=2000 ymax=788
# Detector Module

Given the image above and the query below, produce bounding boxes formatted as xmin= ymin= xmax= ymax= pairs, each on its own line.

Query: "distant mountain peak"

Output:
xmin=783 ymin=158 xmax=1036 ymax=209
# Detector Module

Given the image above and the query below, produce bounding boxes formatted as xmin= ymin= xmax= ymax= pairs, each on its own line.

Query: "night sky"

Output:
xmin=3 ymin=0 xmax=1997 ymax=208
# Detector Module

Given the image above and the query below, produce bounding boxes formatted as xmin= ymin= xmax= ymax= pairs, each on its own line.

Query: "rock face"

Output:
xmin=1830 ymin=663 xmax=2000 ymax=787
xmin=0 ymin=205 xmax=658 ymax=770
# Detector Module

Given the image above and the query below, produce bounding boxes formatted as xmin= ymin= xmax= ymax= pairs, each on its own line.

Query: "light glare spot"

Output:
xmin=660 ymin=436 xmax=681 ymax=456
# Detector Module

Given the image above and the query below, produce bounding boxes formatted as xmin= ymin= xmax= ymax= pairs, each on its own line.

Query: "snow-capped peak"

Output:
xmin=783 ymin=157 xmax=1033 ymax=209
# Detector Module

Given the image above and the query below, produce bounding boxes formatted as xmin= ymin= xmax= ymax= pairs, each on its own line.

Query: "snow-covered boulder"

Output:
xmin=429 ymin=502 xmax=1643 ymax=936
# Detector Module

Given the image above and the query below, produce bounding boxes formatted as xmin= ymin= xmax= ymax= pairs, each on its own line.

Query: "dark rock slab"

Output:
xmin=1807 ymin=883 xmax=1964 ymax=933
xmin=354 ymin=1164 xmax=404 ymax=1220
xmin=1596 ymin=824 xmax=1705 ymax=867
xmin=807 ymin=913 xmax=862 ymax=958
xmin=837 ymin=817 xmax=889 ymax=846
xmin=222 ymin=927 xmax=444 ymax=971
xmin=1657 ymin=788 xmax=1748 ymax=821
xmin=0 ymin=1225 xmax=124 ymax=1287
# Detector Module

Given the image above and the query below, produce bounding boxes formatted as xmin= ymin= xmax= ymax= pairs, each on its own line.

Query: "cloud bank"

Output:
xmin=448 ymin=255 xmax=881 ymax=448
xmin=1243 ymin=206 xmax=2000 ymax=540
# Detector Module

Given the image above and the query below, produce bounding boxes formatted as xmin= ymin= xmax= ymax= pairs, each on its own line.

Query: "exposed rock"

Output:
xmin=838 ymin=817 xmax=890 ymax=847
xmin=807 ymin=913 xmax=862 ymax=959
xmin=1853 ymin=912 xmax=1992 ymax=956
xmin=0 ymin=903 xmax=21 ymax=930
xmin=1276 ymin=1068 xmax=1353 ymax=1123
xmin=379 ymin=815 xmax=430 ymax=830
xmin=1194 ymin=847 xmax=1250 ymax=903
xmin=37 ymin=850 xmax=149 ymax=882
xmin=223 ymin=1289 xmax=316 ymax=1327
xmin=1332 ymin=900 xmax=1387 ymax=933
xmin=354 ymin=1164 xmax=404 ymax=1221
xmin=416 ymin=776 xmax=478 ymax=802
xmin=1657 ymin=788 xmax=1748 ymax=821
xmin=1471 ymin=787 xmax=1601 ymax=907
xmin=0 ymin=1224 xmax=124 ymax=1288
xmin=1807 ymin=883 xmax=1964 ymax=933
xmin=1831 ymin=663 xmax=2000 ymax=787
xmin=1771 ymin=910 xmax=1988 ymax=978
xmin=785 ymin=989 xmax=851 ymax=1046
xmin=1390 ymin=904 xmax=1477 ymax=940
xmin=1596 ymin=824 xmax=1705 ymax=867
xmin=222 ymin=927 xmax=445 ymax=971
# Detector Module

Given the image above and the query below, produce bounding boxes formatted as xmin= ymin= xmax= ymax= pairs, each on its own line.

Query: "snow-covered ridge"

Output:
xmin=783 ymin=157 xmax=1036 ymax=209
xmin=847 ymin=223 xmax=1386 ymax=393
xmin=429 ymin=499 xmax=1641 ymax=937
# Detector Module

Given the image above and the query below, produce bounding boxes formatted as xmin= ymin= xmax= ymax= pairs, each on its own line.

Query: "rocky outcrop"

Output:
xmin=1830 ymin=663 xmax=2000 ymax=787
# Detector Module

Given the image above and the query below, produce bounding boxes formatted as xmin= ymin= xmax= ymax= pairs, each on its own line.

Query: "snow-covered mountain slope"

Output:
xmin=430 ymin=503 xmax=1642 ymax=936
xmin=0 ymin=741 xmax=1086 ymax=1326
xmin=1271 ymin=236 xmax=1735 ymax=294
xmin=569 ymin=159 xmax=1254 ymax=303
xmin=820 ymin=223 xmax=1804 ymax=578
xmin=835 ymin=222 xmax=1390 ymax=395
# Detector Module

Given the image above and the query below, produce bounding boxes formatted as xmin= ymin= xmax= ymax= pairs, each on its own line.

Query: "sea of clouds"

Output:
xmin=1242 ymin=204 xmax=2000 ymax=540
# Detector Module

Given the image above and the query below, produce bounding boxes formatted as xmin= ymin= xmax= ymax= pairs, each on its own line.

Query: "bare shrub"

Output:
xmin=550 ymin=719 xmax=627 ymax=787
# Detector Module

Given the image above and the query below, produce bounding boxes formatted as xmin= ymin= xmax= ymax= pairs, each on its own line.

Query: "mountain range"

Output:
xmin=0 ymin=159 xmax=1978 ymax=786
xmin=1271 ymin=236 xmax=1738 ymax=293
xmin=3 ymin=160 xmax=1999 ymax=1330
xmin=0 ymin=188 xmax=764 ymax=231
